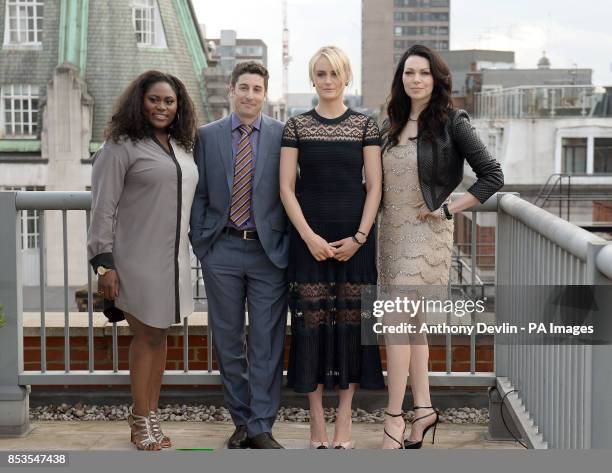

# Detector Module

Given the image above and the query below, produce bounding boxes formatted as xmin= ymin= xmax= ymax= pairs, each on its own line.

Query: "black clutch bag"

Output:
xmin=103 ymin=298 xmax=125 ymax=323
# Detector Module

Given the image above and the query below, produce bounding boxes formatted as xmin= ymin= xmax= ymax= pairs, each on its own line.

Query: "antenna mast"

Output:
xmin=282 ymin=0 xmax=291 ymax=105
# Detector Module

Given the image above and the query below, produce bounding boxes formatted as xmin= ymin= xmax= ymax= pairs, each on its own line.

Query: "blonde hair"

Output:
xmin=308 ymin=46 xmax=353 ymax=87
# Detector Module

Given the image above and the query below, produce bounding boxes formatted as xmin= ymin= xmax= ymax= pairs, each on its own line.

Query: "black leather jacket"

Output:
xmin=384 ymin=109 xmax=504 ymax=211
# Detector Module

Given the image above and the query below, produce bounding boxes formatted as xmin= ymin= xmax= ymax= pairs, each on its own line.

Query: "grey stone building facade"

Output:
xmin=362 ymin=0 xmax=450 ymax=110
xmin=0 ymin=0 xmax=211 ymax=287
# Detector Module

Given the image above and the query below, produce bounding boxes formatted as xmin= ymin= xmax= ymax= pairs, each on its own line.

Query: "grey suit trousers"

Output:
xmin=200 ymin=232 xmax=287 ymax=437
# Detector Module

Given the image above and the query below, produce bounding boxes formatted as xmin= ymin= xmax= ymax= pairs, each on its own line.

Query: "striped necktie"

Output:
xmin=229 ymin=124 xmax=254 ymax=227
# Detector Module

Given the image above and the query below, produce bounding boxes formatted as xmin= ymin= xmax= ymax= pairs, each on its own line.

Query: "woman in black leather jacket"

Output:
xmin=378 ymin=44 xmax=504 ymax=449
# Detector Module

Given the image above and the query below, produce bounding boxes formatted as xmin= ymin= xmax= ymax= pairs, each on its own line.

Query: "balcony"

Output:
xmin=0 ymin=191 xmax=611 ymax=449
xmin=474 ymin=85 xmax=610 ymax=120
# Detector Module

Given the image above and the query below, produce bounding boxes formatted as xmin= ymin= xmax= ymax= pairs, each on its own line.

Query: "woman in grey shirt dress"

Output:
xmin=87 ymin=71 xmax=198 ymax=451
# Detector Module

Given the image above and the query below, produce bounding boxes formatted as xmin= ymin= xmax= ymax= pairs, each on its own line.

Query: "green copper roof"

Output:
xmin=173 ymin=0 xmax=213 ymax=122
xmin=58 ymin=0 xmax=89 ymax=76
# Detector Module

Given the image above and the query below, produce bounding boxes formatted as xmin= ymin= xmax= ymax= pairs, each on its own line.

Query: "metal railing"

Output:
xmin=534 ymin=173 xmax=612 ymax=223
xmin=474 ymin=85 xmax=606 ymax=120
xmin=1 ymin=190 xmax=611 ymax=448
xmin=0 ymin=190 xmax=497 ymax=436
xmin=0 ymin=191 xmax=218 ymax=386
xmin=495 ymin=193 xmax=612 ymax=448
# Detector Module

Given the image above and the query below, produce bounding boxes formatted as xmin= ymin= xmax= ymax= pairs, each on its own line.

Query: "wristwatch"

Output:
xmin=96 ymin=266 xmax=113 ymax=276
xmin=441 ymin=203 xmax=453 ymax=220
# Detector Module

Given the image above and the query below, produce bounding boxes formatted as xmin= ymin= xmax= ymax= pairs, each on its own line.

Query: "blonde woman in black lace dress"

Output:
xmin=280 ymin=46 xmax=384 ymax=449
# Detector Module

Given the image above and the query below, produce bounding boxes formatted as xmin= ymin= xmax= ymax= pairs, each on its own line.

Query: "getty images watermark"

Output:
xmin=370 ymin=295 xmax=495 ymax=335
xmin=359 ymin=285 xmax=611 ymax=346
xmin=370 ymin=295 xmax=594 ymax=336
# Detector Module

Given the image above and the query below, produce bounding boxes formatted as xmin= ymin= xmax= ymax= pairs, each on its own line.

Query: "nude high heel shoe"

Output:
xmin=127 ymin=407 xmax=161 ymax=451
xmin=149 ymin=410 xmax=172 ymax=448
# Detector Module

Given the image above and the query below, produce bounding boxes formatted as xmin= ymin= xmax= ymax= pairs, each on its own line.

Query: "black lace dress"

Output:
xmin=282 ymin=108 xmax=385 ymax=393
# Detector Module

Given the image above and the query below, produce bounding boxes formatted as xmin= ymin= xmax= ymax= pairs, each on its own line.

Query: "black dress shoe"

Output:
xmin=227 ymin=425 xmax=249 ymax=449
xmin=248 ymin=432 xmax=284 ymax=449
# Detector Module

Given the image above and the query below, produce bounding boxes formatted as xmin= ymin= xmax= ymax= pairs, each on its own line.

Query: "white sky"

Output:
xmin=193 ymin=0 xmax=612 ymax=101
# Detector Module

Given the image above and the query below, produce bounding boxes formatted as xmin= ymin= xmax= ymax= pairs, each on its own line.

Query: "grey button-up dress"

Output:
xmin=87 ymin=137 xmax=199 ymax=328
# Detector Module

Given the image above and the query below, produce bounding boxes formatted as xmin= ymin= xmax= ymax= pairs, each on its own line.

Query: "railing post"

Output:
xmin=0 ymin=192 xmax=30 ymax=436
xmin=494 ymin=193 xmax=510 ymax=378
xmin=488 ymin=194 xmax=517 ymax=441
xmin=586 ymin=242 xmax=612 ymax=448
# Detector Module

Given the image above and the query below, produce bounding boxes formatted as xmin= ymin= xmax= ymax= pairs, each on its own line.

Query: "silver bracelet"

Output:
xmin=439 ymin=207 xmax=445 ymax=219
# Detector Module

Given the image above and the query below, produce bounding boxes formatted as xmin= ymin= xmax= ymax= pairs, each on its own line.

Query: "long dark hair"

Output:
xmin=104 ymin=70 xmax=197 ymax=151
xmin=384 ymin=45 xmax=453 ymax=150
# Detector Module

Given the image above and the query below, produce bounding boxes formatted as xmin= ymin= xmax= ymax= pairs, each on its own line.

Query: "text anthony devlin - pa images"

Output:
xmin=371 ymin=322 xmax=594 ymax=336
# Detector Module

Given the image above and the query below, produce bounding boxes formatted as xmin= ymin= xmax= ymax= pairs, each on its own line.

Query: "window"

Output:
xmin=594 ymin=138 xmax=612 ymax=174
xmin=393 ymin=26 xmax=449 ymax=38
xmin=248 ymin=46 xmax=262 ymax=56
xmin=395 ymin=12 xmax=449 ymax=22
xmin=0 ymin=84 xmax=39 ymax=138
xmin=235 ymin=46 xmax=262 ymax=57
xmin=431 ymin=12 xmax=449 ymax=21
xmin=3 ymin=0 xmax=43 ymax=46
xmin=132 ymin=0 xmax=166 ymax=48
xmin=394 ymin=0 xmax=448 ymax=7
xmin=562 ymin=138 xmax=587 ymax=174
xmin=1 ymin=186 xmax=43 ymax=250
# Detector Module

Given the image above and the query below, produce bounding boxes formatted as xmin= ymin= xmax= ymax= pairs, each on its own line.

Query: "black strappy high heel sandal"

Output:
xmin=383 ymin=411 xmax=406 ymax=449
xmin=404 ymin=406 xmax=439 ymax=449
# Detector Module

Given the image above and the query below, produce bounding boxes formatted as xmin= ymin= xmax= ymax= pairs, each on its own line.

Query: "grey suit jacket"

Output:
xmin=189 ymin=114 xmax=289 ymax=269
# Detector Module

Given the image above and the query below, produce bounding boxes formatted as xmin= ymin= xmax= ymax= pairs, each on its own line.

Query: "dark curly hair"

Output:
xmin=384 ymin=45 xmax=453 ymax=151
xmin=104 ymin=70 xmax=197 ymax=151
xmin=231 ymin=61 xmax=269 ymax=91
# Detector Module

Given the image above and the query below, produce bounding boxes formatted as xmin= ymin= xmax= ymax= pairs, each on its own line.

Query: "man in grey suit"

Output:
xmin=189 ymin=62 xmax=288 ymax=449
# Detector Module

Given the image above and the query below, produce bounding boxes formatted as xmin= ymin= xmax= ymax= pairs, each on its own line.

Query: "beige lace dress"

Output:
xmin=378 ymin=139 xmax=454 ymax=288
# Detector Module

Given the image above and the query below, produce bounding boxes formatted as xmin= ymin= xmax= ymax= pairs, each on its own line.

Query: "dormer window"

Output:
xmin=132 ymin=0 xmax=167 ymax=48
xmin=3 ymin=0 xmax=43 ymax=46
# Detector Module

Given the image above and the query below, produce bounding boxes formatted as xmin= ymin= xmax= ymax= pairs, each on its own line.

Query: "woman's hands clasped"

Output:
xmin=329 ymin=237 xmax=361 ymax=262
xmin=304 ymin=233 xmax=335 ymax=261
xmin=304 ymin=232 xmax=362 ymax=262
xmin=98 ymin=271 xmax=119 ymax=300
